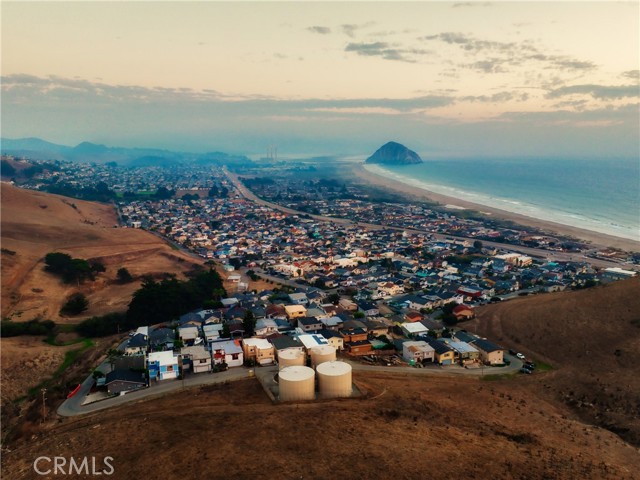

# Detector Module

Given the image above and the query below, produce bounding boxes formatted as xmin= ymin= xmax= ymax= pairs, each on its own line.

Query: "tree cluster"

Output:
xmin=59 ymin=293 xmax=89 ymax=316
xmin=0 ymin=319 xmax=56 ymax=337
xmin=126 ymin=269 xmax=226 ymax=326
xmin=44 ymin=252 xmax=105 ymax=284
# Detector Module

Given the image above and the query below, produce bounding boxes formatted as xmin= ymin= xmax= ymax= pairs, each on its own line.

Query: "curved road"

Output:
xmin=57 ymin=364 xmax=251 ymax=417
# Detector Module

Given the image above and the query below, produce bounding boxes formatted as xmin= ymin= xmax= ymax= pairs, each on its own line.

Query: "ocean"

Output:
xmin=363 ymin=157 xmax=640 ymax=242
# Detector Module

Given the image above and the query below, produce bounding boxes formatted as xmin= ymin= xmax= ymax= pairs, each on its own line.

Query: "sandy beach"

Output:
xmin=352 ymin=163 xmax=640 ymax=252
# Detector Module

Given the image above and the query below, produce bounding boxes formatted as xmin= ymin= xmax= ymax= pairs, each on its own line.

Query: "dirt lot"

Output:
xmin=1 ymin=184 xmax=203 ymax=323
xmin=463 ymin=277 xmax=640 ymax=447
xmin=2 ymin=374 xmax=638 ymax=480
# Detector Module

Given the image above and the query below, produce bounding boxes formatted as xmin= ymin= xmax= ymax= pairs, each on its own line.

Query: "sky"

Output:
xmin=1 ymin=1 xmax=639 ymax=158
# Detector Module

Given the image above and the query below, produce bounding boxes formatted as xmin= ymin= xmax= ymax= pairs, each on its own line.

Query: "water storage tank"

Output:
xmin=278 ymin=349 xmax=305 ymax=370
xmin=310 ymin=345 xmax=336 ymax=368
xmin=316 ymin=361 xmax=352 ymax=398
xmin=278 ymin=366 xmax=315 ymax=402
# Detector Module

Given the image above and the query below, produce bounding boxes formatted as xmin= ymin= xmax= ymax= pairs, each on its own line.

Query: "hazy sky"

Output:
xmin=2 ymin=1 xmax=639 ymax=158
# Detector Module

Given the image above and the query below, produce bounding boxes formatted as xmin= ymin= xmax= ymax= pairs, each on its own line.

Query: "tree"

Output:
xmin=106 ymin=348 xmax=123 ymax=370
xmin=60 ymin=293 xmax=89 ymax=316
xmin=473 ymin=240 xmax=484 ymax=250
xmin=353 ymin=311 xmax=365 ymax=319
xmin=243 ymin=310 xmax=256 ymax=337
xmin=1 ymin=160 xmax=16 ymax=177
xmin=222 ymin=322 xmax=231 ymax=338
xmin=117 ymin=267 xmax=134 ymax=283
xmin=327 ymin=293 xmax=340 ymax=305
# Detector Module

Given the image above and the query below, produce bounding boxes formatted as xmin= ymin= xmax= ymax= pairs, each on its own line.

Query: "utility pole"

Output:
xmin=41 ymin=388 xmax=47 ymax=423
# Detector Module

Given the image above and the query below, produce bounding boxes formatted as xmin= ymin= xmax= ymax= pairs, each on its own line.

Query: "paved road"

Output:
xmin=222 ymin=167 xmax=634 ymax=270
xmin=347 ymin=353 xmax=523 ymax=377
xmin=58 ymin=351 xmax=524 ymax=417
xmin=57 ymin=366 xmax=251 ymax=417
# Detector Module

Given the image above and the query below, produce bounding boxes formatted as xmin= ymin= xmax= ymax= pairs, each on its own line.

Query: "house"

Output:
xmin=297 ymin=333 xmax=331 ymax=352
xmin=471 ymin=338 xmax=505 ymax=365
xmin=399 ymin=295 xmax=431 ymax=311
xmin=452 ymin=304 xmax=475 ymax=321
xmin=255 ymin=318 xmax=279 ymax=337
xmin=284 ymin=304 xmax=307 ymax=321
xmin=148 ymin=351 xmax=179 ymax=381
xmin=114 ymin=355 xmax=146 ymax=371
xmin=348 ymin=340 xmax=373 ymax=354
xmin=362 ymin=319 xmax=389 ymax=337
xmin=440 ymin=339 xmax=479 ymax=364
xmin=404 ymin=310 xmax=423 ymax=323
xmin=149 ymin=327 xmax=175 ymax=350
xmin=427 ymin=340 xmax=455 ymax=365
xmin=178 ymin=325 xmax=200 ymax=344
xmin=402 ymin=341 xmax=435 ymax=363
xmin=104 ymin=369 xmax=146 ymax=395
xmin=357 ymin=301 xmax=379 ymax=317
xmin=203 ymin=323 xmax=224 ymax=342
xmin=401 ymin=322 xmax=429 ymax=338
xmin=317 ymin=329 xmax=344 ymax=351
xmin=181 ymin=345 xmax=212 ymax=373
xmin=211 ymin=339 xmax=243 ymax=367
xmin=288 ymin=292 xmax=309 ymax=305
xmin=125 ymin=333 xmax=148 ymax=355
xmin=298 ymin=316 xmax=323 ymax=333
xmin=378 ymin=282 xmax=404 ymax=296
xmin=242 ymin=338 xmax=275 ymax=365
xmin=320 ymin=316 xmax=343 ymax=331
xmin=266 ymin=304 xmax=287 ymax=319
xmin=338 ymin=298 xmax=358 ymax=311
xmin=270 ymin=336 xmax=304 ymax=357
xmin=452 ymin=330 xmax=478 ymax=344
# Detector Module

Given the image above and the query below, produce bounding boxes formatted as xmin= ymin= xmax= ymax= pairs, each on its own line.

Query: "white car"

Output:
xmin=516 ymin=353 xmax=526 ymax=360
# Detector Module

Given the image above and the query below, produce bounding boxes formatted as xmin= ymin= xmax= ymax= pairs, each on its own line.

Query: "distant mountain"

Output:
xmin=0 ymin=137 xmax=253 ymax=167
xmin=365 ymin=141 xmax=423 ymax=165
xmin=1 ymin=137 xmax=70 ymax=153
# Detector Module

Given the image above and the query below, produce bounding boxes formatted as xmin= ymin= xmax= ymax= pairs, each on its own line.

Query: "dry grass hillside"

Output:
xmin=2 ymin=375 xmax=639 ymax=480
xmin=463 ymin=277 xmax=640 ymax=446
xmin=1 ymin=183 xmax=203 ymax=323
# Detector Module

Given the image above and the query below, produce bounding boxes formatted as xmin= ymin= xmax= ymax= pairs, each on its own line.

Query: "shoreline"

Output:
xmin=352 ymin=163 xmax=640 ymax=253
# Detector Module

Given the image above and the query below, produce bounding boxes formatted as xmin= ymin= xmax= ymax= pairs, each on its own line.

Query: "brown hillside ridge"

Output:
xmin=463 ymin=277 xmax=640 ymax=447
xmin=2 ymin=375 xmax=639 ymax=479
xmin=1 ymin=183 xmax=203 ymax=323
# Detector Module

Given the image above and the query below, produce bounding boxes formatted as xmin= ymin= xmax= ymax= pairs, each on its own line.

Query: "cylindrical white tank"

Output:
xmin=278 ymin=349 xmax=305 ymax=370
xmin=316 ymin=361 xmax=352 ymax=398
xmin=278 ymin=366 xmax=315 ymax=402
xmin=310 ymin=345 xmax=336 ymax=368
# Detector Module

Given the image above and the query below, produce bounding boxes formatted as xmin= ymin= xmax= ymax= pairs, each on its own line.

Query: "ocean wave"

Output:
xmin=363 ymin=163 xmax=640 ymax=241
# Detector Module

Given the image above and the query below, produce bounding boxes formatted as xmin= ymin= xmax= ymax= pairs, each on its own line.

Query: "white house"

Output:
xmin=211 ymin=340 xmax=244 ymax=367
xmin=148 ymin=351 xmax=179 ymax=381
xmin=402 ymin=341 xmax=435 ymax=363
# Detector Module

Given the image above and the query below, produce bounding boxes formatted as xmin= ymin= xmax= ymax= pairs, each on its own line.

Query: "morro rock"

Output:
xmin=365 ymin=141 xmax=423 ymax=165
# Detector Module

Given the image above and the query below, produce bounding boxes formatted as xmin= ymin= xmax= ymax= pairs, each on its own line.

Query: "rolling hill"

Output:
xmin=464 ymin=277 xmax=640 ymax=446
xmin=1 ymin=183 xmax=203 ymax=323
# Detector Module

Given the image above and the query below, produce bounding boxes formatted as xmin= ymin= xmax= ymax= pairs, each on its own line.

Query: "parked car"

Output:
xmin=516 ymin=352 xmax=526 ymax=360
xmin=525 ymin=362 xmax=536 ymax=369
xmin=520 ymin=367 xmax=533 ymax=374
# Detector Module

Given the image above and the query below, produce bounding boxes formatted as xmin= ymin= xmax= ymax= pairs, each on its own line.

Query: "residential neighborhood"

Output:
xmin=6 ymin=156 xmax=637 ymax=408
